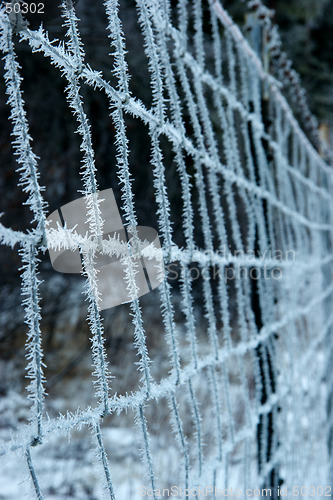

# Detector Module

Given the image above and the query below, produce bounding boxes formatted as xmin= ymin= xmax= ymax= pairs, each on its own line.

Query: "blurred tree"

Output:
xmin=265 ymin=0 xmax=333 ymax=122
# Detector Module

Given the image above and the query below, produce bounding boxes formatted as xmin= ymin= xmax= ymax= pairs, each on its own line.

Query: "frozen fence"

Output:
xmin=0 ymin=0 xmax=333 ymax=498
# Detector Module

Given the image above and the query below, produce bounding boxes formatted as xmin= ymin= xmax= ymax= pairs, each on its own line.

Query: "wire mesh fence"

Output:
xmin=0 ymin=0 xmax=332 ymax=498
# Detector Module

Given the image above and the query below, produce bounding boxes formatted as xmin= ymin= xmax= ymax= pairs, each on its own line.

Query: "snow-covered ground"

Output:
xmin=0 ymin=271 xmax=331 ymax=499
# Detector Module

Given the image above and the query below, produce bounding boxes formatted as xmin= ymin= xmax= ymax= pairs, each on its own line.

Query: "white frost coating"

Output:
xmin=0 ymin=0 xmax=332 ymax=498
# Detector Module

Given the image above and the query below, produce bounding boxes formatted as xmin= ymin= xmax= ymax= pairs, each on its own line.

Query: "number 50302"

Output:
xmin=292 ymin=486 xmax=332 ymax=496
xmin=5 ymin=2 xmax=45 ymax=15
